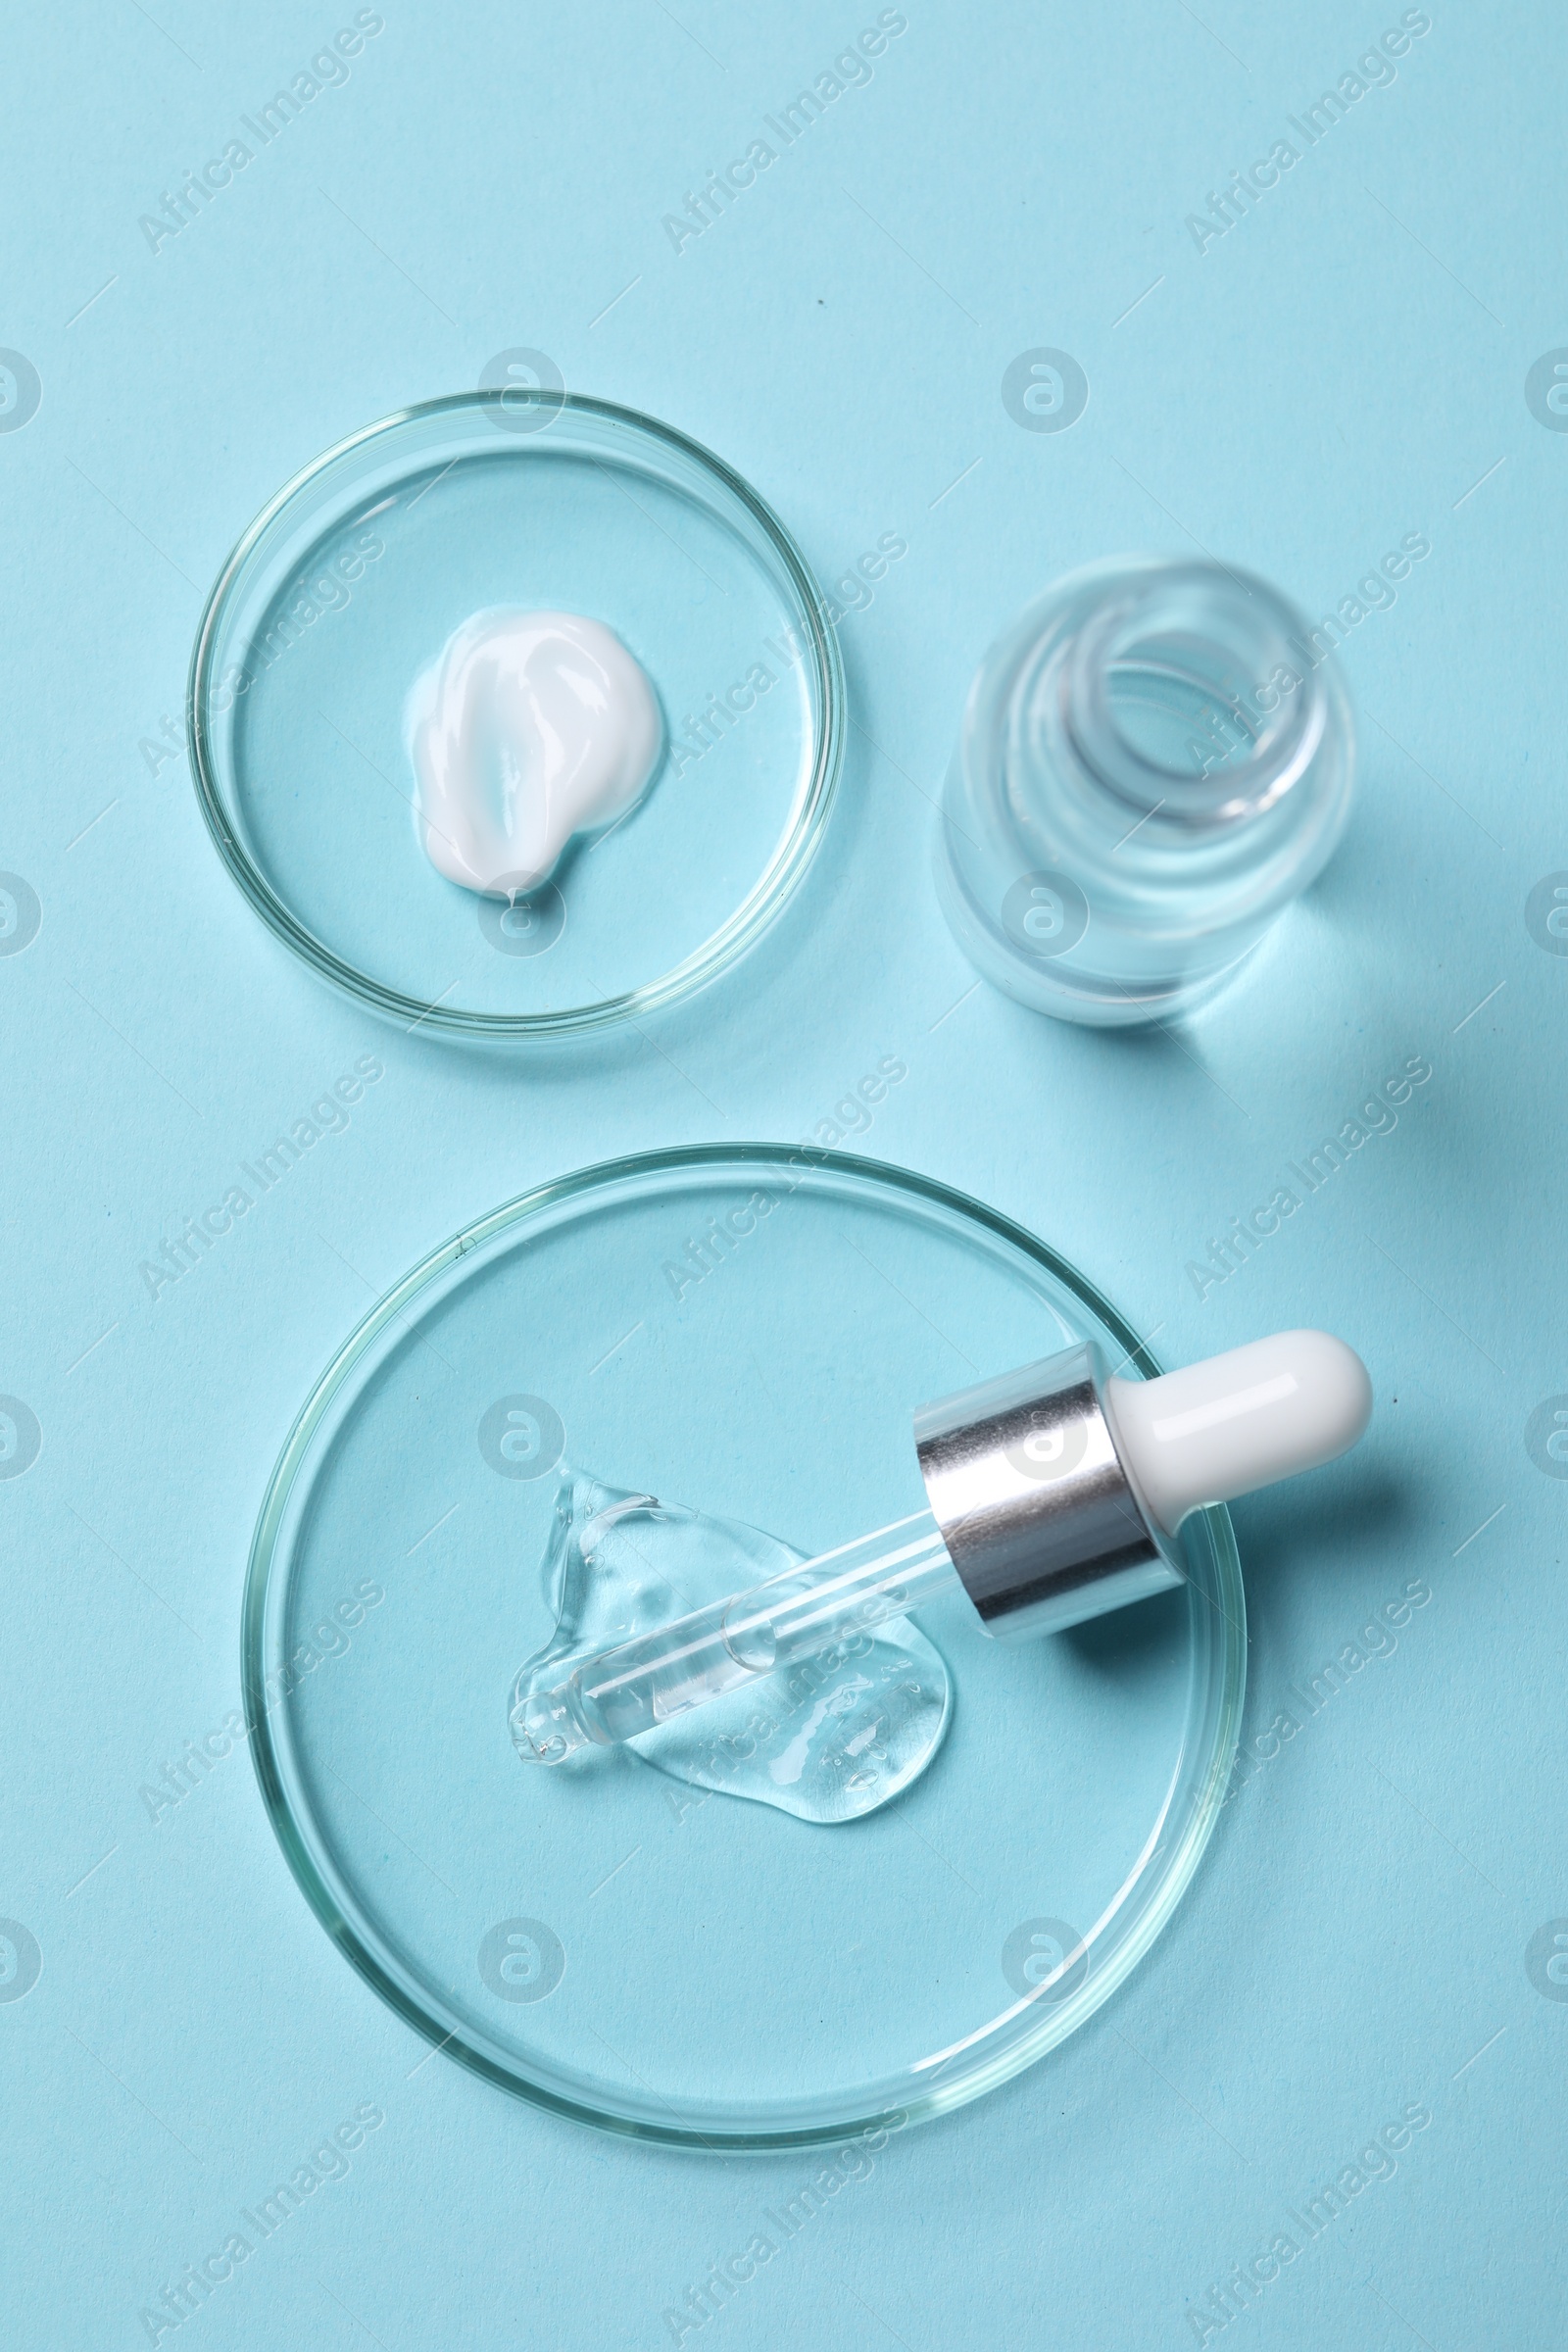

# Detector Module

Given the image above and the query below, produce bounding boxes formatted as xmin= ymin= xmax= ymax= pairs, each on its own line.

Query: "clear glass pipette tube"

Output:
xmin=513 ymin=1511 xmax=956 ymax=1763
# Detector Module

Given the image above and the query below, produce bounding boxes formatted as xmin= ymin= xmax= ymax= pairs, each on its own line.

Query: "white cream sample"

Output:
xmin=407 ymin=609 xmax=662 ymax=897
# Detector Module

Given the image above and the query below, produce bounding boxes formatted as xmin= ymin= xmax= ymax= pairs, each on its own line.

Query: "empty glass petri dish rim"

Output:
xmin=187 ymin=392 xmax=845 ymax=1039
xmin=242 ymin=1145 xmax=1246 ymax=2149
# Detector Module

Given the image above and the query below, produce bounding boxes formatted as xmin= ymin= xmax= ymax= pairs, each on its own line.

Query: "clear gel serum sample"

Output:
xmin=510 ymin=1472 xmax=951 ymax=1825
xmin=407 ymin=610 xmax=663 ymax=897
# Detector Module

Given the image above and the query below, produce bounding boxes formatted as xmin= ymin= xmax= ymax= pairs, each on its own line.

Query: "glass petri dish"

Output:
xmin=189 ymin=395 xmax=843 ymax=1037
xmin=244 ymin=1148 xmax=1245 ymax=2148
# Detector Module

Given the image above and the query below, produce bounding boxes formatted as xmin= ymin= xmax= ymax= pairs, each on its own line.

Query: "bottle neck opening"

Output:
xmin=1061 ymin=568 xmax=1323 ymax=826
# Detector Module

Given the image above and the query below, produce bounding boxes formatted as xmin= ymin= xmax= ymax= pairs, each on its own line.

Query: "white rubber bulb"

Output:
xmin=1103 ymin=1330 xmax=1372 ymax=1537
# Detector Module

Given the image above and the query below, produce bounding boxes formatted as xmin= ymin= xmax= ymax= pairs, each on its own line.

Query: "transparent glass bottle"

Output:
xmin=934 ymin=557 xmax=1355 ymax=1026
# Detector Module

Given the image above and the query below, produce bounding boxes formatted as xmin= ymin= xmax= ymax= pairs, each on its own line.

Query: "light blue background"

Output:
xmin=3 ymin=2 xmax=1563 ymax=2342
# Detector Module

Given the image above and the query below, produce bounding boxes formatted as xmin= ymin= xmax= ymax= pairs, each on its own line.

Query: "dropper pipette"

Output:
xmin=514 ymin=1330 xmax=1371 ymax=1763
